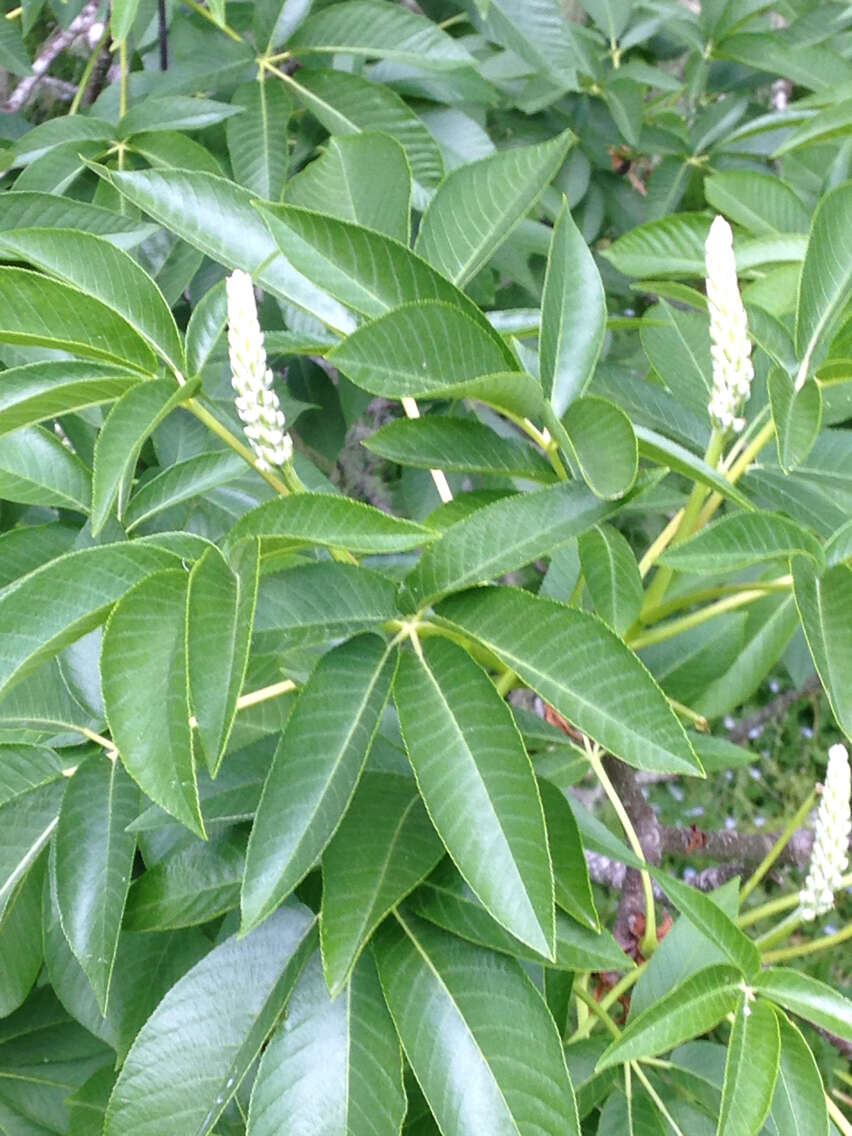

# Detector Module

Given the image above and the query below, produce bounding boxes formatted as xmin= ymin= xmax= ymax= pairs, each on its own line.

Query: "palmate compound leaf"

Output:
xmin=394 ymin=637 xmax=556 ymax=958
xmin=755 ymin=968 xmax=852 ymax=1041
xmin=241 ymin=636 xmax=398 ymax=934
xmin=770 ymin=1012 xmax=830 ymax=1136
xmin=436 ymin=587 xmax=702 ymax=775
xmin=247 ymin=951 xmax=405 ymax=1136
xmin=53 ymin=754 xmax=138 ymax=1014
xmin=0 ymin=360 xmax=144 ymax=439
xmin=373 ymin=909 xmax=581 ymax=1136
xmin=320 ymin=769 xmax=445 ymax=996
xmin=795 ymin=181 xmax=852 ymax=387
xmin=103 ymin=902 xmax=317 ymax=1136
xmin=227 ymin=80 xmax=292 ymax=202
xmin=101 ymin=569 xmax=204 ymax=838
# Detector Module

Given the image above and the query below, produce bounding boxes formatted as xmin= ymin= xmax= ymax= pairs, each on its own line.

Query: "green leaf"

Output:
xmin=111 ymin=0 xmax=142 ymax=41
xmin=365 ymin=416 xmax=556 ymax=482
xmin=411 ymin=862 xmax=628 ymax=971
xmin=0 ymin=360 xmax=143 ymax=438
xmin=254 ymin=562 xmax=398 ymax=652
xmin=395 ymin=638 xmax=555 ymax=958
xmin=248 ymin=951 xmax=405 ymax=1136
xmin=714 ymin=35 xmax=850 ymax=93
xmin=128 ymin=129 xmax=225 ymax=176
xmin=290 ymin=1 xmax=473 ymax=69
xmin=101 ymin=569 xmax=204 ymax=837
xmin=124 ymin=450 xmax=246 ymax=531
xmin=770 ymin=1013 xmax=830 ymax=1136
xmin=579 ymin=0 xmax=633 ymax=40
xmin=474 ymin=0 xmax=593 ymax=91
xmin=0 ymin=744 xmax=65 ymax=916
xmin=792 ymin=559 xmax=852 ymax=742
xmin=0 ymin=11 xmax=31 ymax=74
xmin=91 ymin=165 xmax=356 ymax=335
xmin=694 ymin=593 xmax=798 ymax=721
xmin=415 ymin=131 xmax=574 ymax=286
xmin=603 ymin=214 xmax=708 ymax=278
xmin=704 ymin=172 xmax=810 ymax=235
xmin=660 ymin=511 xmax=824 ymax=575
xmin=536 ymin=779 xmax=599 ymax=930
xmin=768 ymin=370 xmax=823 ymax=472
xmin=91 ymin=377 xmax=194 ymax=535
xmin=562 ymin=396 xmax=638 ymax=499
xmin=0 ymin=425 xmax=91 ymax=512
xmin=405 ymin=480 xmax=620 ymax=605
xmin=291 ymin=68 xmax=444 ymax=193
xmin=796 ymin=182 xmax=852 ymax=385
xmin=0 ymin=190 xmax=154 ymax=247
xmin=123 ymin=833 xmax=245 ymax=931
xmin=120 ymin=96 xmax=243 ymax=138
xmin=227 ymin=80 xmax=291 ymax=202
xmin=242 ymin=636 xmax=397 ymax=933
xmin=578 ymin=525 xmax=643 ymax=634
xmin=374 ymin=910 xmax=581 ymax=1135
xmin=755 ymin=968 xmax=852 ymax=1042
xmin=437 ymin=587 xmax=702 ymax=775
xmin=320 ymin=769 xmax=444 ymax=995
xmin=226 ymin=493 xmax=436 ymax=556
xmin=257 ymin=207 xmax=514 ymax=366
xmin=641 ymin=302 xmax=712 ymax=419
xmin=649 ymin=869 xmax=760 ymax=978
xmin=773 ymin=97 xmax=852 ymax=157
xmin=597 ymin=965 xmax=742 ymax=1070
xmin=540 ymin=201 xmax=606 ymax=414
xmin=286 ymin=133 xmax=410 ymax=242
xmin=634 ymin=426 xmax=755 ymax=510
xmin=0 ymin=228 xmax=185 ymax=372
xmin=53 ymin=755 xmax=137 ymax=1014
xmin=187 ymin=543 xmax=259 ymax=774
xmin=0 ymin=542 xmax=179 ymax=697
xmin=10 ymin=116 xmax=114 ymax=168
xmin=103 ymin=903 xmax=317 ymax=1136
xmin=0 ymin=266 xmax=156 ymax=373
xmin=0 ymin=854 xmax=44 ymax=1018
xmin=329 ymin=300 xmax=518 ymax=403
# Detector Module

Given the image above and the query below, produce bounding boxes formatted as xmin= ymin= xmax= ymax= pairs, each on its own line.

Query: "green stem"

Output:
xmin=180 ymin=0 xmax=244 ymax=40
xmin=586 ymin=743 xmax=657 ymax=957
xmin=696 ymin=418 xmax=775 ymax=530
xmin=739 ymin=869 xmax=852 ymax=928
xmin=740 ymin=789 xmax=816 ymax=904
xmin=641 ymin=575 xmax=792 ymax=625
xmin=118 ymin=40 xmax=128 ymax=121
xmin=185 ymin=398 xmax=292 ymax=496
xmin=762 ymin=919 xmax=852 ymax=963
xmin=754 ymin=908 xmax=802 ymax=951
xmin=572 ymin=983 xmax=622 ymax=1038
xmin=69 ymin=21 xmax=111 ymax=114
xmin=641 ymin=428 xmax=725 ymax=616
xmin=631 ymin=1062 xmax=687 ymax=1136
xmin=827 ymin=1094 xmax=852 ymax=1136
xmin=628 ymin=588 xmax=770 ymax=650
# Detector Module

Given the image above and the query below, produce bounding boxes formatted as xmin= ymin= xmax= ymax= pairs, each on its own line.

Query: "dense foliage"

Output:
xmin=0 ymin=0 xmax=851 ymax=1133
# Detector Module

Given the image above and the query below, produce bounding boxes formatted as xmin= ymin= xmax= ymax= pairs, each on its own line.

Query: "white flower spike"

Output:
xmin=705 ymin=215 xmax=754 ymax=434
xmin=226 ymin=269 xmax=293 ymax=471
xmin=799 ymin=743 xmax=851 ymax=921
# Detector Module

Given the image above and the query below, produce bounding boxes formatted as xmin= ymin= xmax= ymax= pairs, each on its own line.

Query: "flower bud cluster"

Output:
xmin=799 ymin=743 xmax=851 ymax=921
xmin=705 ymin=215 xmax=754 ymax=433
xmin=226 ymin=269 xmax=292 ymax=471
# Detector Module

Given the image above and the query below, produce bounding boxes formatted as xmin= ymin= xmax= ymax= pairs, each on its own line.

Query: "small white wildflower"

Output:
xmin=705 ymin=215 xmax=753 ymax=434
xmin=226 ymin=269 xmax=292 ymax=471
xmin=799 ymin=743 xmax=851 ymax=920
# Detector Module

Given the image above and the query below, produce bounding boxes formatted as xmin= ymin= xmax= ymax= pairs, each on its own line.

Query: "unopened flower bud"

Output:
xmin=226 ymin=270 xmax=292 ymax=471
xmin=705 ymin=216 xmax=753 ymax=434
xmin=799 ymin=743 xmax=851 ymax=921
